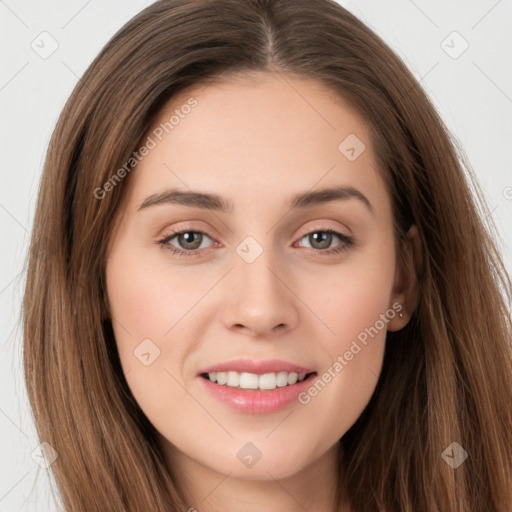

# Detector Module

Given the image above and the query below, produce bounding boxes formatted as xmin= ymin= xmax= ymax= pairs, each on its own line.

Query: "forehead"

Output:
xmin=120 ymin=71 xmax=387 ymax=216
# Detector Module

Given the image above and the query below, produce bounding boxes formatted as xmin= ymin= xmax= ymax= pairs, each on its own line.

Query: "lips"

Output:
xmin=198 ymin=358 xmax=315 ymax=376
xmin=198 ymin=370 xmax=317 ymax=413
xmin=197 ymin=358 xmax=318 ymax=413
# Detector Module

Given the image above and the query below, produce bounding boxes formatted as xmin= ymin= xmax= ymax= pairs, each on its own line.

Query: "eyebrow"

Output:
xmin=138 ymin=185 xmax=374 ymax=215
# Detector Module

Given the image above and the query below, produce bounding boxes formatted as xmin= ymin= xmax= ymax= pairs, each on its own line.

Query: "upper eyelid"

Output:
xmin=162 ymin=218 xmax=351 ymax=238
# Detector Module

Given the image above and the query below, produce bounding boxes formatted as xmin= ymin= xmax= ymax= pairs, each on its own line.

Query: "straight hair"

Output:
xmin=23 ymin=0 xmax=512 ymax=510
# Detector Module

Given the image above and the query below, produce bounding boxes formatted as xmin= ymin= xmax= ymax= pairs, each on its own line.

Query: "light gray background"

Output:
xmin=1 ymin=1 xmax=511 ymax=510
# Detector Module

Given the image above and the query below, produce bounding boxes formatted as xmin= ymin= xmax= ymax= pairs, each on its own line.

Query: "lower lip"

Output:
xmin=198 ymin=373 xmax=317 ymax=414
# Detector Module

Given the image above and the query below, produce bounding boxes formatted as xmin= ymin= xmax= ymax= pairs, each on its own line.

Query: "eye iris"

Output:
xmin=178 ymin=232 xmax=202 ymax=250
xmin=310 ymin=232 xmax=332 ymax=250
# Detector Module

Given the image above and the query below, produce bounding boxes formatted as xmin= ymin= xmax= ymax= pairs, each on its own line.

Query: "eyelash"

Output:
xmin=157 ymin=227 xmax=355 ymax=258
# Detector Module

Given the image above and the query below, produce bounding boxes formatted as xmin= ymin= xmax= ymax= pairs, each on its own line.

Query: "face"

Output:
xmin=105 ymin=71 xmax=408 ymax=487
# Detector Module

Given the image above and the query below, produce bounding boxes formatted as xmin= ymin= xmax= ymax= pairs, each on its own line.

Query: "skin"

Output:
xmin=106 ymin=71 xmax=419 ymax=512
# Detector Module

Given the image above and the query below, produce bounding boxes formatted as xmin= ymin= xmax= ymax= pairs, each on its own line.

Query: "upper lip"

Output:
xmin=198 ymin=358 xmax=315 ymax=376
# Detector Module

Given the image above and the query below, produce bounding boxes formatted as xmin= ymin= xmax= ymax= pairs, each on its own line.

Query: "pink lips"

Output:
xmin=197 ymin=358 xmax=317 ymax=414
xmin=198 ymin=358 xmax=314 ymax=376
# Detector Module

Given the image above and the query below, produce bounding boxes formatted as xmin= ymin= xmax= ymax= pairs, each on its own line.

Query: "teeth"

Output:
xmin=206 ymin=371 xmax=310 ymax=390
xmin=239 ymin=372 xmax=259 ymax=389
xmin=227 ymin=371 xmax=239 ymax=387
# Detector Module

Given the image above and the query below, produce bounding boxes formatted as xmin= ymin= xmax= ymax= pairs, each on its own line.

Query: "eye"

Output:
xmin=295 ymin=229 xmax=354 ymax=255
xmin=158 ymin=229 xmax=215 ymax=257
xmin=157 ymin=227 xmax=355 ymax=258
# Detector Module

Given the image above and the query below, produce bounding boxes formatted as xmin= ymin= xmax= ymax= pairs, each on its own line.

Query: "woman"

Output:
xmin=23 ymin=0 xmax=512 ymax=510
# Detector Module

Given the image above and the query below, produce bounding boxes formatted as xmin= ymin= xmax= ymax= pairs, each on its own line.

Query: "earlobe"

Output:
xmin=387 ymin=224 xmax=422 ymax=332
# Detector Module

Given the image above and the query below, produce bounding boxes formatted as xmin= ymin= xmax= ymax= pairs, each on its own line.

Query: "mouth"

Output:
xmin=196 ymin=358 xmax=318 ymax=412
xmin=199 ymin=370 xmax=318 ymax=391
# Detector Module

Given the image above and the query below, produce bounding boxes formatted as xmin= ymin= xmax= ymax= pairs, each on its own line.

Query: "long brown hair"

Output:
xmin=22 ymin=0 xmax=512 ymax=510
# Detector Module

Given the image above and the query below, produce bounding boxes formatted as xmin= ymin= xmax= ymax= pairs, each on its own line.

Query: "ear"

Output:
xmin=387 ymin=224 xmax=422 ymax=332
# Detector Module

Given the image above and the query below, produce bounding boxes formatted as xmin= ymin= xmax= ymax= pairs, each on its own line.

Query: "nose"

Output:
xmin=221 ymin=246 xmax=300 ymax=337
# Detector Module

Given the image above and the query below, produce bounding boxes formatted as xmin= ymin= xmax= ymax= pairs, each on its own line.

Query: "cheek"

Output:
xmin=105 ymin=248 xmax=210 ymax=419
xmin=105 ymin=263 xmax=194 ymax=436
xmin=315 ymin=236 xmax=396 ymax=349
xmin=106 ymin=246 xmax=209 ymax=346
xmin=301 ymin=308 xmax=388 ymax=443
xmin=107 ymin=269 xmax=171 ymax=338
xmin=300 ymin=239 xmax=394 ymax=434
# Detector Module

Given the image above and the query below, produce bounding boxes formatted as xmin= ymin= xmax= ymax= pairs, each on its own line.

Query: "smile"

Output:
xmin=198 ymin=370 xmax=318 ymax=414
xmin=202 ymin=370 xmax=314 ymax=390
